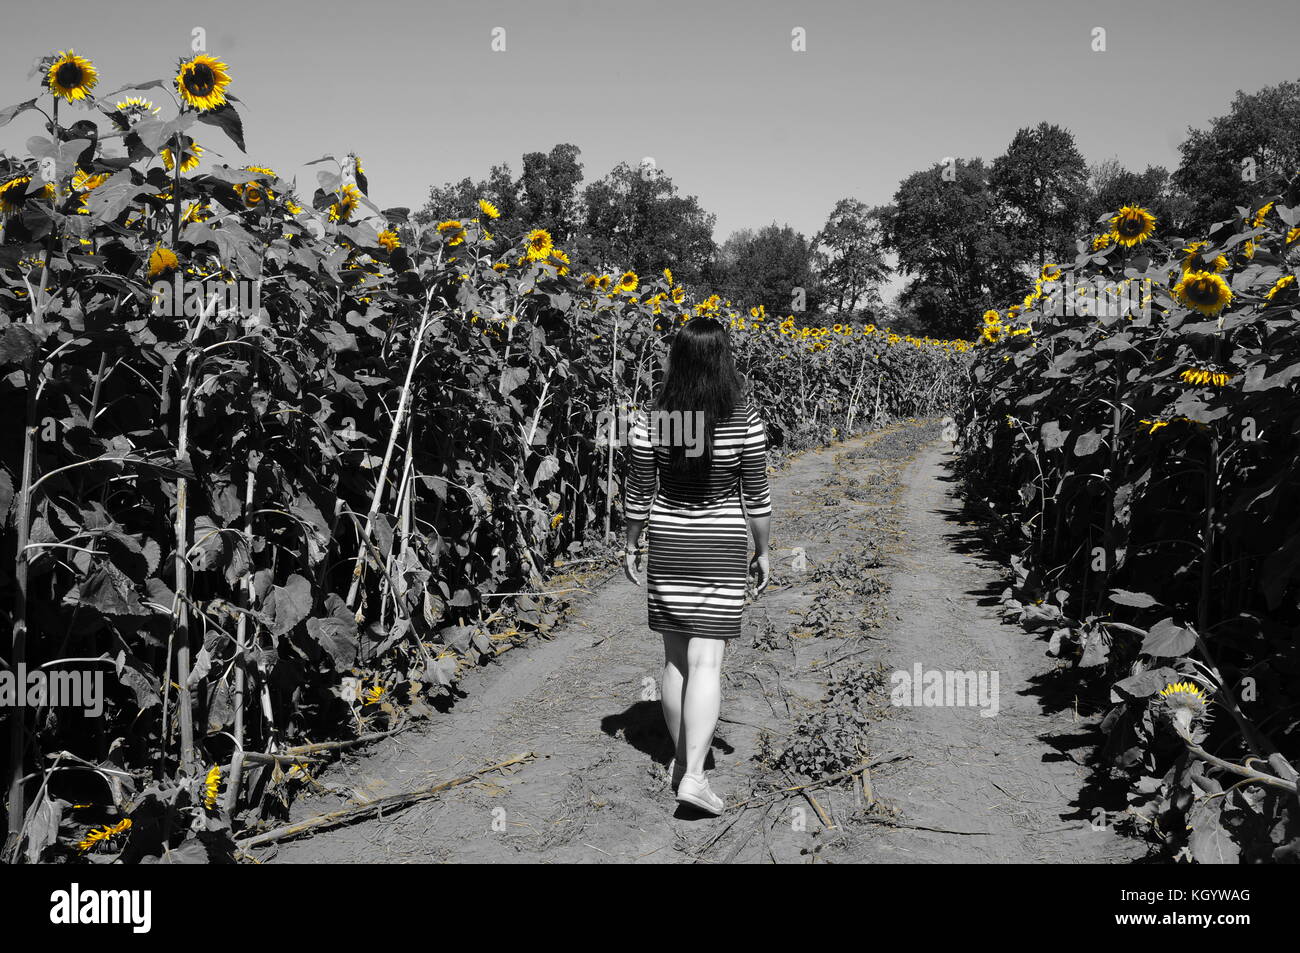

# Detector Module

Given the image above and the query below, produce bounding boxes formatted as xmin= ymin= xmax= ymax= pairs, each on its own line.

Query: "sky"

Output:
xmin=4 ymin=0 xmax=1298 ymax=284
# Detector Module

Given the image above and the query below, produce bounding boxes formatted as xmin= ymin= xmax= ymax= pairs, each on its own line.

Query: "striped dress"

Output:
xmin=623 ymin=397 xmax=772 ymax=639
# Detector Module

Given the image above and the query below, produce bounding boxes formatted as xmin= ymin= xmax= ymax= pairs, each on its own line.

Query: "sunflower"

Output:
xmin=175 ymin=54 xmax=232 ymax=111
xmin=550 ymin=248 xmax=570 ymax=275
xmin=45 ymin=50 xmax=98 ymax=101
xmin=1265 ymin=274 xmax=1296 ymax=301
xmin=670 ymin=286 xmax=685 ymax=304
xmin=76 ymin=818 xmax=131 ymax=853
xmin=436 ymin=218 xmax=465 ymax=244
xmin=0 ymin=176 xmax=38 ymax=215
xmin=492 ymin=262 xmax=509 ymax=272
xmin=617 ymin=270 xmax=638 ymax=294
xmin=70 ymin=169 xmax=110 ymax=214
xmin=1040 ymin=263 xmax=1062 ymax=282
xmin=148 ymin=245 xmax=179 ymax=278
xmin=1251 ymin=202 xmax=1274 ymax=227
xmin=663 ymin=267 xmax=674 ymax=286
xmin=478 ymin=198 xmax=500 ymax=219
xmin=181 ymin=200 xmax=211 ymax=224
xmin=1157 ymin=681 xmax=1211 ymax=737
xmin=1173 ymin=270 xmax=1233 ymax=316
xmin=161 ymin=139 xmax=204 ymax=173
xmin=1287 ymin=227 xmax=1300 ymax=246
xmin=235 ymin=166 xmax=276 ymax=207
xmin=982 ymin=309 xmax=1001 ymax=325
xmin=1179 ymin=366 xmax=1232 ymax=387
xmin=202 ymin=765 xmax=221 ymax=810
xmin=524 ymin=228 xmax=553 ymax=261
xmin=329 ymin=183 xmax=362 ymax=223
xmin=595 ymin=274 xmax=612 ymax=292
xmin=1109 ymin=205 xmax=1156 ymax=247
xmin=1091 ymin=233 xmax=1114 ymax=251
xmin=377 ymin=228 xmax=401 ymax=251
xmin=1180 ymin=240 xmax=1227 ymax=273
xmin=114 ymin=96 xmax=161 ymax=127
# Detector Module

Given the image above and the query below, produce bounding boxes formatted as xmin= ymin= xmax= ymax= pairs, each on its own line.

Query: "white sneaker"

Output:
xmin=666 ymin=758 xmax=685 ymax=790
xmin=676 ymin=772 xmax=725 ymax=815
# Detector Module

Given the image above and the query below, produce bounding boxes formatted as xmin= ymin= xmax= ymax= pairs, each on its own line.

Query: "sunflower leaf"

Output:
xmin=194 ymin=103 xmax=245 ymax=152
xmin=0 ymin=99 xmax=38 ymax=129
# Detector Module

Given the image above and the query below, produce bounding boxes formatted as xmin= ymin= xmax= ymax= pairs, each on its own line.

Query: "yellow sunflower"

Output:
xmin=595 ymin=274 xmax=612 ymax=292
xmin=524 ymin=228 xmax=553 ymax=261
xmin=329 ymin=183 xmax=362 ymax=223
xmin=181 ymin=200 xmax=211 ymax=224
xmin=148 ymin=245 xmax=180 ymax=278
xmin=617 ymin=270 xmax=638 ymax=294
xmin=377 ymin=228 xmax=401 ymax=251
xmin=175 ymin=54 xmax=232 ymax=111
xmin=664 ymin=267 xmax=674 ymax=286
xmin=46 ymin=50 xmax=98 ymax=101
xmin=161 ymin=140 xmax=204 ymax=173
xmin=70 ymin=170 xmax=110 ymax=214
xmin=1109 ymin=205 xmax=1156 ymax=247
xmin=1091 ymin=233 xmax=1114 ymax=251
xmin=1180 ymin=240 xmax=1227 ymax=273
xmin=235 ymin=166 xmax=276 ymax=207
xmin=1265 ymin=274 xmax=1296 ymax=301
xmin=1251 ymin=202 xmax=1274 ymax=227
xmin=478 ymin=198 xmax=500 ymax=219
xmin=0 ymin=176 xmax=47 ymax=215
xmin=436 ymin=218 xmax=466 ymax=244
xmin=1040 ymin=263 xmax=1062 ymax=282
xmin=1173 ymin=270 xmax=1233 ymax=316
xmin=203 ymin=765 xmax=221 ymax=810
xmin=1179 ymin=366 xmax=1232 ymax=387
xmin=1287 ymin=226 xmax=1300 ymax=246
xmin=115 ymin=96 xmax=161 ymax=125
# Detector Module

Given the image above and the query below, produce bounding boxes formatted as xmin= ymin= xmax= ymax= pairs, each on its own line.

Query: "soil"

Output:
xmin=257 ymin=419 xmax=1148 ymax=864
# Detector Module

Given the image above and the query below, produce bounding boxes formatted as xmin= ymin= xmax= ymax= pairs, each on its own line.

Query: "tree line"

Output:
xmin=417 ymin=79 xmax=1300 ymax=338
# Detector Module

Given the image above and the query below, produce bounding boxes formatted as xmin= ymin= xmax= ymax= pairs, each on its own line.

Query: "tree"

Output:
xmin=710 ymin=223 xmax=820 ymax=316
xmin=1082 ymin=159 xmax=1191 ymax=239
xmin=577 ymin=162 xmax=716 ymax=287
xmin=990 ymin=122 xmax=1089 ymax=273
xmin=1174 ymin=80 xmax=1300 ymax=232
xmin=516 ymin=143 xmax=584 ymax=244
xmin=812 ymin=198 xmax=890 ymax=315
xmin=878 ymin=158 xmax=1022 ymax=338
xmin=414 ymin=144 xmax=583 ymax=242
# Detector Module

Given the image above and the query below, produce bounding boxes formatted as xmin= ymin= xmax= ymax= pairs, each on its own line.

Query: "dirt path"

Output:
xmin=261 ymin=421 xmax=1145 ymax=864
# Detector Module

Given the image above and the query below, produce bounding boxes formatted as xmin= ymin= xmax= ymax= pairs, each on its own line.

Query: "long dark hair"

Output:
xmin=656 ymin=317 xmax=744 ymax=476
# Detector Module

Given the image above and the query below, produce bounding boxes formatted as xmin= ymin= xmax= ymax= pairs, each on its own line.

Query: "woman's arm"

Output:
xmin=622 ymin=409 xmax=657 ymax=585
xmin=740 ymin=403 xmax=773 ymax=591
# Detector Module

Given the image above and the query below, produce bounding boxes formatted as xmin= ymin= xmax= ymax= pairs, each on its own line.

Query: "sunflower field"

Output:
xmin=958 ymin=190 xmax=1300 ymax=861
xmin=0 ymin=49 xmax=969 ymax=862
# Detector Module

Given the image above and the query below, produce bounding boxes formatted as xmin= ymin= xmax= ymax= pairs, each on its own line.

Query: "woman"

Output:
xmin=622 ymin=316 xmax=772 ymax=816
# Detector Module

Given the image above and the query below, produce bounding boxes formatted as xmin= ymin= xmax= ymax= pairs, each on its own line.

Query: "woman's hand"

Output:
xmin=623 ymin=546 xmax=642 ymax=586
xmin=750 ymin=552 xmax=771 ymax=594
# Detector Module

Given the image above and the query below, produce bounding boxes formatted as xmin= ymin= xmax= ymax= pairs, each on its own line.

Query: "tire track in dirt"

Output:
xmin=261 ymin=422 xmax=1142 ymax=864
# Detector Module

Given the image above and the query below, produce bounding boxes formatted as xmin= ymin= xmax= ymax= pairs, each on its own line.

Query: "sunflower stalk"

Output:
xmin=345 ymin=286 xmax=435 ymax=611
xmin=4 ymin=91 xmax=64 ymax=860
xmin=166 ymin=288 xmax=222 ymax=772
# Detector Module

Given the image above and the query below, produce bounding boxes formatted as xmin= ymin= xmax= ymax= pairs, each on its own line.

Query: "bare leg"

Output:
xmin=660 ymin=631 xmax=688 ymax=763
xmin=682 ymin=636 xmax=725 ymax=777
